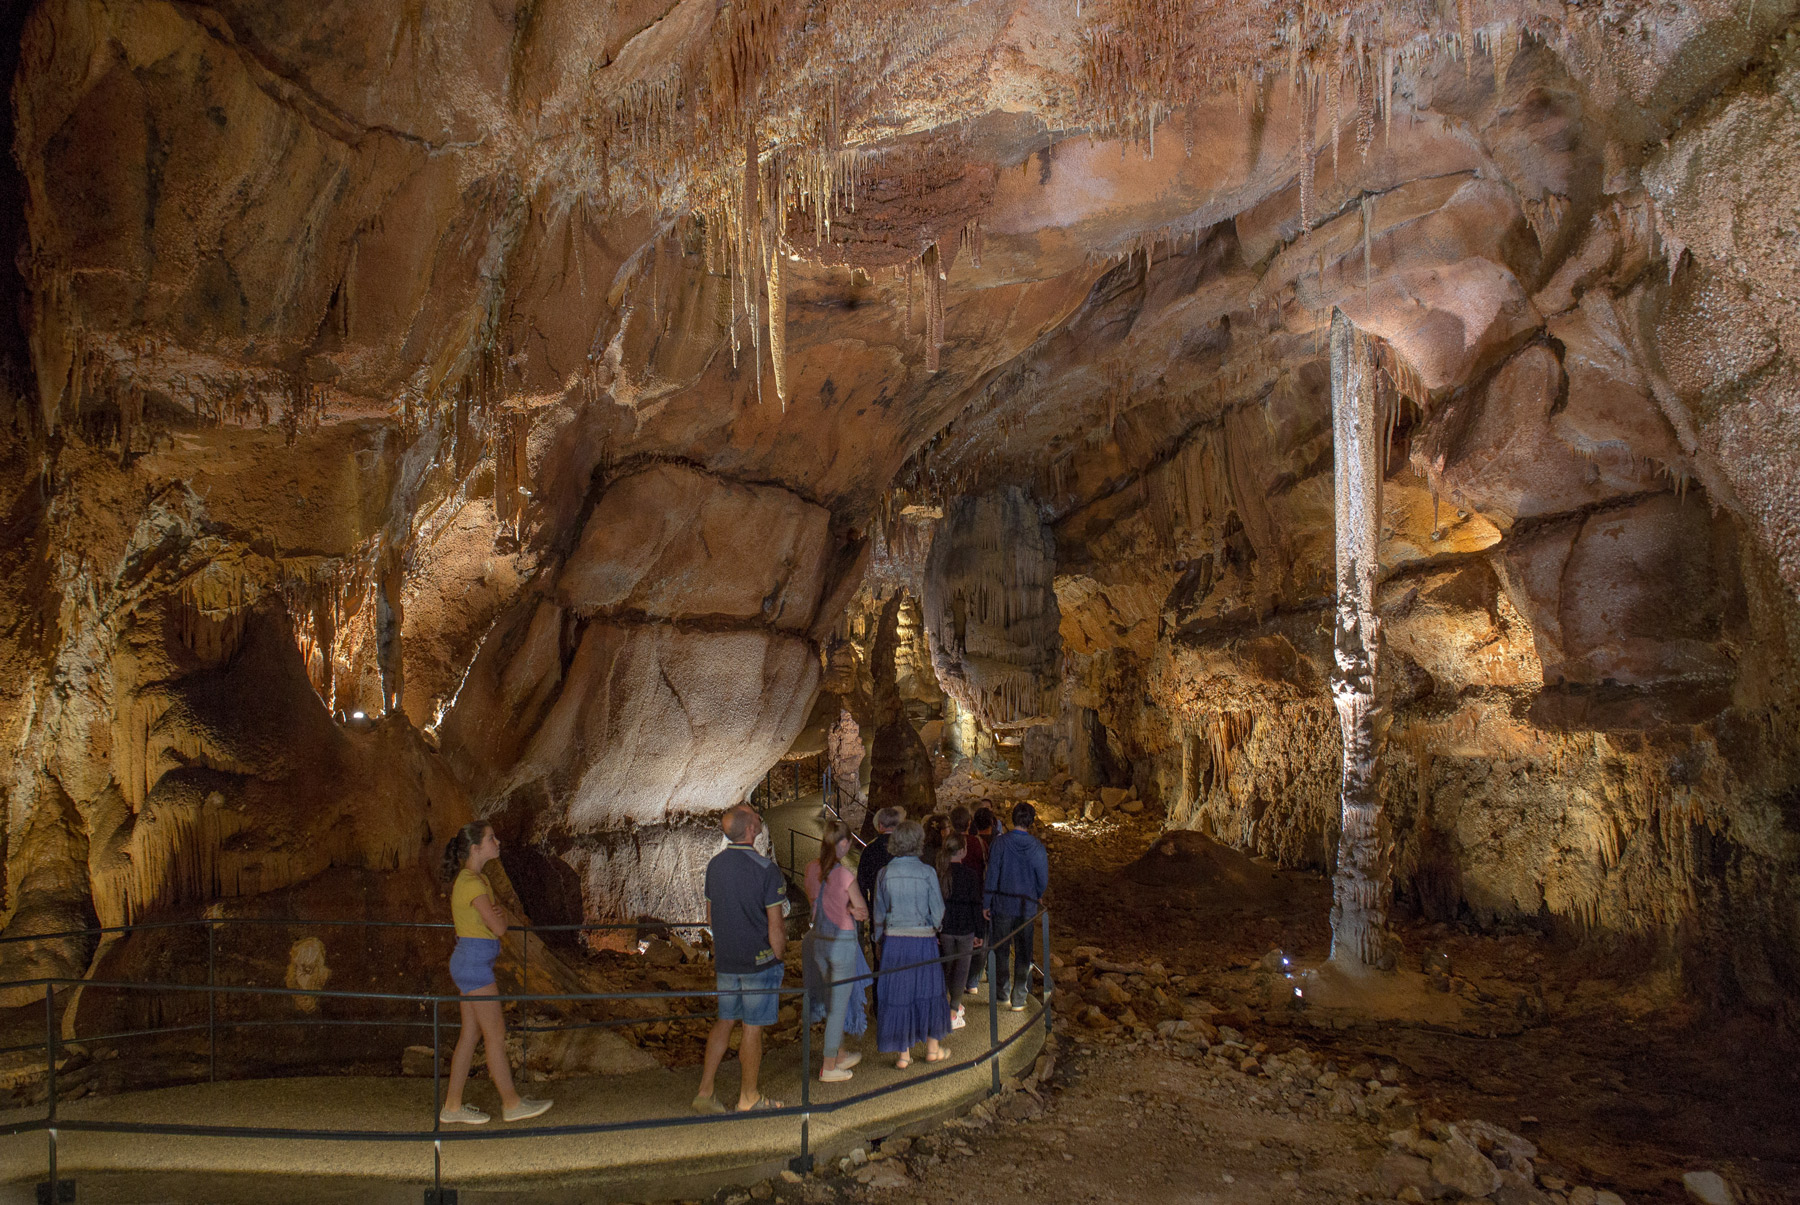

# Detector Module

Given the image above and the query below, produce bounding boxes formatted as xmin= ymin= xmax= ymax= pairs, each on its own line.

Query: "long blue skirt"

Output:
xmin=875 ymin=935 xmax=951 ymax=1052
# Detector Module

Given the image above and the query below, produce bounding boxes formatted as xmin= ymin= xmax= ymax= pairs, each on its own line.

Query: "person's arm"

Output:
xmin=1032 ymin=839 xmax=1050 ymax=905
xmin=766 ymin=903 xmax=786 ymax=961
xmin=843 ymin=870 xmax=871 ymax=922
xmin=926 ymin=869 xmax=945 ymax=931
xmin=471 ymin=893 xmax=509 ymax=938
xmin=872 ymin=866 xmax=891 ymax=941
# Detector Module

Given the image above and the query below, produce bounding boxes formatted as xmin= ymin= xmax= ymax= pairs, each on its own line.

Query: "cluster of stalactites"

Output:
xmin=1078 ymin=0 xmax=1544 ymax=221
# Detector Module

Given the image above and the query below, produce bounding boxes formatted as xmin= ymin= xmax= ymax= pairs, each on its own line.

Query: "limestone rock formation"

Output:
xmin=1 ymin=0 xmax=1798 ymax=1036
xmin=922 ymin=488 xmax=1061 ymax=729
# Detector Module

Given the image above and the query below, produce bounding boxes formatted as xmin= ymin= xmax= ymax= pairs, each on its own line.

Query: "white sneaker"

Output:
xmin=439 ymin=1104 xmax=489 ymax=1124
xmin=949 ymin=1009 xmax=967 ymax=1030
xmin=503 ymin=1097 xmax=552 ymax=1122
xmin=820 ymin=1067 xmax=854 ymax=1083
xmin=836 ymin=1051 xmax=863 ymax=1071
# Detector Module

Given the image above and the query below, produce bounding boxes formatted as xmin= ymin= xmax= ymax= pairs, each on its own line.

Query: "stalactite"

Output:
xmin=1458 ymin=0 xmax=1474 ymax=77
xmin=1355 ymin=49 xmax=1376 ymax=158
xmin=1327 ymin=308 xmax=1392 ymax=970
xmin=1299 ymin=74 xmax=1319 ymax=231
xmin=1382 ymin=46 xmax=1395 ymax=145
xmin=767 ymin=242 xmax=787 ymax=407
xmin=922 ymin=241 xmax=945 ymax=374
xmin=1326 ymin=62 xmax=1341 ymax=180
xmin=1492 ymin=22 xmax=1518 ymax=87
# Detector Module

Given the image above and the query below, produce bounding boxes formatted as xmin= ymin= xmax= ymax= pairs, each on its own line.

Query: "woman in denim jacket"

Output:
xmin=872 ymin=821 xmax=951 ymax=1067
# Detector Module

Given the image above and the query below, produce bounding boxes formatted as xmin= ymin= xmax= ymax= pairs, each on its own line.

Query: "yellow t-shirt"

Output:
xmin=451 ymin=869 xmax=496 ymax=939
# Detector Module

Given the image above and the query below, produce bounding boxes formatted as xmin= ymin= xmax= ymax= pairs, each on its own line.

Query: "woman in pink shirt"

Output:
xmin=804 ymin=821 xmax=871 ymax=1081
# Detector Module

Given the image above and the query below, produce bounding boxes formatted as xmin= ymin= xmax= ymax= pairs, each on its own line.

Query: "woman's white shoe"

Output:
xmin=439 ymin=1104 xmax=489 ymax=1124
xmin=503 ymin=1097 xmax=553 ymax=1122
xmin=819 ymin=1067 xmax=854 ymax=1083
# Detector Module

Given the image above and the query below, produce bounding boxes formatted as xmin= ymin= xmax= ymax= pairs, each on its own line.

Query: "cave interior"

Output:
xmin=2 ymin=0 xmax=1800 ymax=1200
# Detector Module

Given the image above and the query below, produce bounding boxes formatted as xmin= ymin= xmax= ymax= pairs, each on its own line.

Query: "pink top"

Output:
xmin=807 ymin=863 xmax=855 ymax=930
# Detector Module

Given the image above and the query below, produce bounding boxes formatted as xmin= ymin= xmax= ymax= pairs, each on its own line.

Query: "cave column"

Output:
xmin=1327 ymin=308 xmax=1392 ymax=968
xmin=376 ymin=549 xmax=405 ymax=715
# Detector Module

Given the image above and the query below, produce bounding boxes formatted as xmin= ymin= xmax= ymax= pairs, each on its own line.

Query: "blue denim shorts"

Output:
xmin=716 ymin=962 xmax=783 ymax=1027
xmin=449 ymin=937 xmax=499 ymax=993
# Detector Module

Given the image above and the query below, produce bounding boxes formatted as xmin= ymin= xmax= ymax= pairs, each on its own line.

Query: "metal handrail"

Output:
xmin=0 ymin=904 xmax=1054 ymax=1203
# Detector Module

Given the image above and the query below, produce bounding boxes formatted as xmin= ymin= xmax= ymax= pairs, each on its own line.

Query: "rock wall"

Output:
xmin=441 ymin=460 xmax=861 ymax=921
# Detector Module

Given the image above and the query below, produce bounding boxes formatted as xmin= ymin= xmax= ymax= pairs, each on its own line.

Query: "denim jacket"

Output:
xmin=872 ymin=855 xmax=944 ymax=940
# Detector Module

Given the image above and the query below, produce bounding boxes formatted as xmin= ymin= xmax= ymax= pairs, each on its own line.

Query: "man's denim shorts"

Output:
xmin=716 ymin=962 xmax=783 ymax=1027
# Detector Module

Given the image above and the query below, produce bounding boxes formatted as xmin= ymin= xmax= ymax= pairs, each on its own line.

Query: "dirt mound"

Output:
xmin=1121 ymin=830 xmax=1294 ymax=905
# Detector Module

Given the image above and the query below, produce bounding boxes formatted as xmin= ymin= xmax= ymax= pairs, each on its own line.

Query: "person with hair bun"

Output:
xmin=438 ymin=821 xmax=552 ymax=1124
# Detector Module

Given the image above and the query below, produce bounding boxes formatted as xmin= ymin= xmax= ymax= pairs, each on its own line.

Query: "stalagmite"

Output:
xmin=1326 ymin=308 xmax=1392 ymax=969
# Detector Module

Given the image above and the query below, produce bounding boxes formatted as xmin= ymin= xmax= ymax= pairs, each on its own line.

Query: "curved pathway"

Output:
xmin=0 ymin=1000 xmax=1044 ymax=1204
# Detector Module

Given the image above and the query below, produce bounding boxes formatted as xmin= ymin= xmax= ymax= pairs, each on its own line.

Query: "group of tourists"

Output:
xmin=431 ymin=793 xmax=1049 ymax=1122
xmin=805 ymin=801 xmax=1049 ymax=1082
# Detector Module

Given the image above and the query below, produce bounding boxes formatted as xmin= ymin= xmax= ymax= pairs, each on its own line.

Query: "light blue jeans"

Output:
xmin=813 ymin=910 xmax=861 ymax=1059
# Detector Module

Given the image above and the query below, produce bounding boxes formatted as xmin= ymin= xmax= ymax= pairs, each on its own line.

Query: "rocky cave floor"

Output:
xmin=2 ymin=781 xmax=1796 ymax=1205
xmin=715 ymin=784 xmax=1800 ymax=1205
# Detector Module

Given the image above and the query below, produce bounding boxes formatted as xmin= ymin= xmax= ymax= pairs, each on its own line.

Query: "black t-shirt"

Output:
xmin=856 ymin=833 xmax=893 ymax=911
xmin=942 ymin=862 xmax=985 ymax=936
xmin=704 ymin=844 xmax=787 ymax=974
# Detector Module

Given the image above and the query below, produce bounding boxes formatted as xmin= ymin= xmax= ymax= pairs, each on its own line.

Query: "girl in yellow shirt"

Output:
xmin=438 ymin=821 xmax=551 ymax=1124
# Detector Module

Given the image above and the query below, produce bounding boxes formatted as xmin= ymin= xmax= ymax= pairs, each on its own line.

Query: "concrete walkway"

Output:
xmin=0 ymin=997 xmax=1045 ymax=1204
xmin=762 ymin=790 xmax=842 ymax=883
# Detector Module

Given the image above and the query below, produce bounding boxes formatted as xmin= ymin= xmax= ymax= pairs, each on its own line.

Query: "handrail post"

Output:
xmin=207 ymin=920 xmax=217 ymax=1082
xmin=432 ymin=996 xmax=444 ymax=1204
xmin=521 ymin=930 xmax=531 ymax=1078
xmin=797 ymin=980 xmax=812 ymax=1174
xmin=986 ymin=944 xmax=1001 ymax=1095
xmin=432 ymin=997 xmax=443 ymax=1132
xmin=1040 ymin=907 xmax=1052 ymax=1027
xmin=43 ymin=984 xmax=61 ymax=1203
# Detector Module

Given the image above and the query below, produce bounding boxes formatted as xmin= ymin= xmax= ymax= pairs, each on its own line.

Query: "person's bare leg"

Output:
xmin=925 ymin=1036 xmax=943 ymax=1060
xmin=444 ymin=999 xmax=481 ymax=1110
xmin=736 ymin=1023 xmax=766 ymax=1109
xmin=697 ymin=1018 xmax=735 ymax=1102
xmin=471 ymin=993 xmax=521 ymax=1109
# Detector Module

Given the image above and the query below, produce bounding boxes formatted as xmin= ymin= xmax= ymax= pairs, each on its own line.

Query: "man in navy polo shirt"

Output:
xmin=694 ymin=804 xmax=789 ymax=1113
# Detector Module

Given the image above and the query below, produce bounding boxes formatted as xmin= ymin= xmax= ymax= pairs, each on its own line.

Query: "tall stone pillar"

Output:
xmin=1327 ymin=308 xmax=1392 ymax=968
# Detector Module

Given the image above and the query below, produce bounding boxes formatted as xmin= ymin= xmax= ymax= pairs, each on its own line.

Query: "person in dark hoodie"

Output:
xmin=982 ymin=802 xmax=1050 ymax=1011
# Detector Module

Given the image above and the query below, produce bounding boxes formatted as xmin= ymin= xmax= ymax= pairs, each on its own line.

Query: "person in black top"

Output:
xmin=936 ymin=833 xmax=984 ymax=1031
xmin=856 ymin=806 xmax=904 ymax=1013
xmin=855 ymin=806 xmax=905 ymax=905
